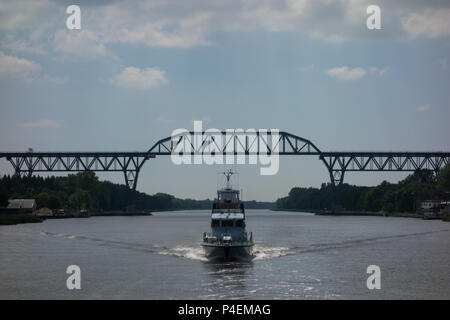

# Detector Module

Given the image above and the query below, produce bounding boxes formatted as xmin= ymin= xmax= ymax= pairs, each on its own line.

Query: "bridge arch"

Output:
xmin=146 ymin=130 xmax=336 ymax=184
xmin=147 ymin=130 xmax=322 ymax=155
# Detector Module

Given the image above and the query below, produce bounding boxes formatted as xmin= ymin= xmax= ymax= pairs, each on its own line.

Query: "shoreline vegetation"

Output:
xmin=0 ymin=172 xmax=273 ymax=225
xmin=1 ymin=164 xmax=449 ymax=225
xmin=0 ymin=210 xmax=153 ymax=226
xmin=270 ymin=208 xmax=423 ymax=219
xmin=0 ymin=214 xmax=44 ymax=225
xmin=0 ymin=171 xmax=273 ymax=212
xmin=275 ymin=165 xmax=450 ymax=221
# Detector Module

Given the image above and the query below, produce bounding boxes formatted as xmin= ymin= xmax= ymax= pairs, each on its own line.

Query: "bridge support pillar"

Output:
xmin=122 ymin=155 xmax=149 ymax=190
xmin=123 ymin=169 xmax=140 ymax=190
xmin=12 ymin=169 xmax=33 ymax=178
xmin=328 ymin=170 xmax=345 ymax=213
xmin=329 ymin=170 xmax=345 ymax=186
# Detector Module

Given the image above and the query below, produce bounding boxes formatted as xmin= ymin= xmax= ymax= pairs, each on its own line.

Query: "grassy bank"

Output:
xmin=0 ymin=214 xmax=43 ymax=225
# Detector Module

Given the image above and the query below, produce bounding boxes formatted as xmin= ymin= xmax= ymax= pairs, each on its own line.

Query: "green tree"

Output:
xmin=69 ymin=189 xmax=93 ymax=210
xmin=78 ymin=171 xmax=98 ymax=190
xmin=437 ymin=164 xmax=450 ymax=191
xmin=0 ymin=184 xmax=9 ymax=207
xmin=381 ymin=189 xmax=396 ymax=213
xmin=36 ymin=192 xmax=50 ymax=209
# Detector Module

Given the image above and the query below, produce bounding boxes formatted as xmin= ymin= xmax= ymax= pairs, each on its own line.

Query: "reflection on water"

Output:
xmin=201 ymin=261 xmax=253 ymax=299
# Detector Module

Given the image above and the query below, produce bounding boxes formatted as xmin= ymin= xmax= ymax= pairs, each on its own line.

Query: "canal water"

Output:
xmin=1 ymin=210 xmax=449 ymax=299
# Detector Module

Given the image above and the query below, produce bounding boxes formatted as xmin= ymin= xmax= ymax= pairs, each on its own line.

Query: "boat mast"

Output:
xmin=223 ymin=169 xmax=234 ymax=189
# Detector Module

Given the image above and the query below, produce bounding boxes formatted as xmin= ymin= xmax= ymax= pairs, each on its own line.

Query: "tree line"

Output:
xmin=275 ymin=164 xmax=450 ymax=213
xmin=0 ymin=172 xmax=213 ymax=211
xmin=0 ymin=171 xmax=274 ymax=211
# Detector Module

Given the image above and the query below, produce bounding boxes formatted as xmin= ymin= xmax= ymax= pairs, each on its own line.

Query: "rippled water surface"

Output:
xmin=1 ymin=210 xmax=449 ymax=299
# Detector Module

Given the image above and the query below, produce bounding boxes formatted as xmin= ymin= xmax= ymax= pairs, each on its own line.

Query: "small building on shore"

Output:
xmin=419 ymin=200 xmax=442 ymax=212
xmin=419 ymin=200 xmax=449 ymax=219
xmin=2 ymin=199 xmax=37 ymax=214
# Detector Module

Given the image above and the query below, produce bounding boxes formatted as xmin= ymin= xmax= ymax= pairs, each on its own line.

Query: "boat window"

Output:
xmin=211 ymin=219 xmax=220 ymax=227
xmin=222 ymin=220 xmax=233 ymax=227
xmin=219 ymin=191 xmax=238 ymax=203
xmin=235 ymin=220 xmax=244 ymax=227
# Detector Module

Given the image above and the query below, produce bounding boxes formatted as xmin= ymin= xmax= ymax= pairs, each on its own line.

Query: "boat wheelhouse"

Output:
xmin=202 ymin=170 xmax=254 ymax=261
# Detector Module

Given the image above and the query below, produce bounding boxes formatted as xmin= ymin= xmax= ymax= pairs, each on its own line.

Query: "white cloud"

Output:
xmin=2 ymin=0 xmax=450 ymax=61
xmin=111 ymin=13 xmax=213 ymax=48
xmin=0 ymin=51 xmax=67 ymax=84
xmin=0 ymin=52 xmax=40 ymax=76
xmin=54 ymin=30 xmax=111 ymax=60
xmin=325 ymin=66 xmax=366 ymax=81
xmin=402 ymin=9 xmax=450 ymax=38
xmin=325 ymin=65 xmax=391 ymax=80
xmin=416 ymin=104 xmax=431 ymax=112
xmin=3 ymin=38 xmax=46 ymax=55
xmin=17 ymin=119 xmax=61 ymax=128
xmin=110 ymin=67 xmax=168 ymax=90
xmin=0 ymin=0 xmax=51 ymax=30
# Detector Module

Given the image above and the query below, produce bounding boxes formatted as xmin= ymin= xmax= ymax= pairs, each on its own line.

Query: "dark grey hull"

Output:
xmin=201 ymin=243 xmax=254 ymax=262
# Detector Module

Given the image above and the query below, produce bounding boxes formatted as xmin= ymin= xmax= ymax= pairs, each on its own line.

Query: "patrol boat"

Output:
xmin=201 ymin=170 xmax=254 ymax=261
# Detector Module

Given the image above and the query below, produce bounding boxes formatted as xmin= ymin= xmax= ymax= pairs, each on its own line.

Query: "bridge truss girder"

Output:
xmin=1 ymin=136 xmax=450 ymax=190
xmin=2 ymin=152 xmax=151 ymax=190
xmin=147 ymin=131 xmax=322 ymax=155
xmin=319 ymin=152 xmax=450 ymax=186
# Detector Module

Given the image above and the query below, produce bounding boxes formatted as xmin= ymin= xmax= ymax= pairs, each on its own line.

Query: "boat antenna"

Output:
xmin=226 ymin=169 xmax=233 ymax=189
xmin=220 ymin=169 xmax=234 ymax=189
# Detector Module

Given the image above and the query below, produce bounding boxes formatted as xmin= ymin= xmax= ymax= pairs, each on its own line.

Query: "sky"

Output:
xmin=0 ymin=0 xmax=449 ymax=201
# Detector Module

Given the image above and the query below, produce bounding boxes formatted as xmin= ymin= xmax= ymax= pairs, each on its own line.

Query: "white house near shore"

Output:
xmin=6 ymin=199 xmax=36 ymax=214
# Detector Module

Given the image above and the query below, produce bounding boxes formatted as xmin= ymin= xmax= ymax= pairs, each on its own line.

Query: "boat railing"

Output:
xmin=211 ymin=208 xmax=245 ymax=214
xmin=203 ymin=232 xmax=253 ymax=244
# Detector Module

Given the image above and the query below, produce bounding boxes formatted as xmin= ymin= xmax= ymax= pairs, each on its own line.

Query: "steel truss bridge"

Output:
xmin=1 ymin=131 xmax=449 ymax=189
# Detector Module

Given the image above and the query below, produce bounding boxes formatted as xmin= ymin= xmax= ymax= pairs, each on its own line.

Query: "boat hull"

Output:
xmin=202 ymin=243 xmax=254 ymax=262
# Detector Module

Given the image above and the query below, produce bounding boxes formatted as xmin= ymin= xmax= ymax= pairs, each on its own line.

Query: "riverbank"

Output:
xmin=0 ymin=211 xmax=152 ymax=226
xmin=315 ymin=211 xmax=423 ymax=219
xmin=0 ymin=214 xmax=44 ymax=225
xmin=271 ymin=208 xmax=423 ymax=219
xmin=45 ymin=211 xmax=152 ymax=219
xmin=93 ymin=211 xmax=152 ymax=217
